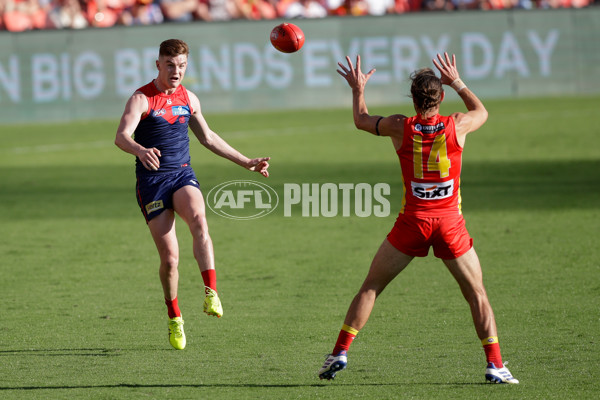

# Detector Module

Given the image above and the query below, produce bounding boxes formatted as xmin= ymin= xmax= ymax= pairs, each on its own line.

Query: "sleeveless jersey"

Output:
xmin=398 ymin=114 xmax=463 ymax=217
xmin=133 ymin=81 xmax=194 ymax=175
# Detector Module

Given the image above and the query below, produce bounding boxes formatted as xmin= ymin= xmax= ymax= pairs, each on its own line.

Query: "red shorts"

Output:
xmin=386 ymin=213 xmax=473 ymax=260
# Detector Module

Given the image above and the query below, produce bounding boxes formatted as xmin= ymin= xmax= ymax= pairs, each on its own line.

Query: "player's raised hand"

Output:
xmin=432 ymin=52 xmax=460 ymax=86
xmin=138 ymin=147 xmax=161 ymax=171
xmin=248 ymin=157 xmax=270 ymax=178
xmin=337 ymin=55 xmax=375 ymax=91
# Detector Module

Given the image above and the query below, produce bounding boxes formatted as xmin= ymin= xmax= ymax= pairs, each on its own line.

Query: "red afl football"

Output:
xmin=270 ymin=23 xmax=305 ymax=53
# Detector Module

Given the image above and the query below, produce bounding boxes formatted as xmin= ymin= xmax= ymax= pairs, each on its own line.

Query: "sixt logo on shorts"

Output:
xmin=145 ymin=200 xmax=164 ymax=214
xmin=172 ymin=106 xmax=190 ymax=116
xmin=411 ymin=181 xmax=454 ymax=200
xmin=206 ymin=180 xmax=279 ymax=220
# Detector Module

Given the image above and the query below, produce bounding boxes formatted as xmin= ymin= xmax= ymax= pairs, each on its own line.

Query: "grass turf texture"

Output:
xmin=0 ymin=96 xmax=598 ymax=399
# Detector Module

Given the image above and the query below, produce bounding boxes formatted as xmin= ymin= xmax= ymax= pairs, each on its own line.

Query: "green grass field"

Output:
xmin=1 ymin=96 xmax=599 ymax=399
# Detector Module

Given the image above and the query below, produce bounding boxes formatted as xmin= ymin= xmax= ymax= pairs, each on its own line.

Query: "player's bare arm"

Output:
xmin=114 ymin=92 xmax=161 ymax=171
xmin=433 ymin=52 xmax=488 ymax=144
xmin=187 ymin=90 xmax=270 ymax=177
xmin=337 ymin=55 xmax=405 ymax=140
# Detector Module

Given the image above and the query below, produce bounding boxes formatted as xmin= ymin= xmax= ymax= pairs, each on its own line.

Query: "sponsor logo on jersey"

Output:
xmin=414 ymin=122 xmax=445 ymax=134
xmin=172 ymin=106 xmax=190 ymax=116
xmin=153 ymin=108 xmax=166 ymax=117
xmin=145 ymin=200 xmax=164 ymax=214
xmin=411 ymin=181 xmax=454 ymax=200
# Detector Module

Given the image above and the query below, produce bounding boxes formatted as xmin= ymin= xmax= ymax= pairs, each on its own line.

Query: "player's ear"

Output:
xmin=441 ymin=90 xmax=445 ymax=103
xmin=156 ymin=60 xmax=160 ymax=70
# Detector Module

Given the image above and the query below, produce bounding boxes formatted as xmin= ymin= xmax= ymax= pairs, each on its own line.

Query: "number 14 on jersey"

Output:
xmin=413 ymin=134 xmax=451 ymax=179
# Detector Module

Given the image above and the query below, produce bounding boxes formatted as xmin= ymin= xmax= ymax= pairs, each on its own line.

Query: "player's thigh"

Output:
xmin=172 ymin=185 xmax=208 ymax=227
xmin=362 ymin=239 xmax=414 ymax=292
xmin=147 ymin=209 xmax=179 ymax=261
xmin=442 ymin=247 xmax=485 ymax=293
xmin=432 ymin=214 xmax=473 ymax=260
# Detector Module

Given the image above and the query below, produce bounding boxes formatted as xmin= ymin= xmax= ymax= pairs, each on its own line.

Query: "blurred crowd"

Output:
xmin=0 ymin=0 xmax=597 ymax=32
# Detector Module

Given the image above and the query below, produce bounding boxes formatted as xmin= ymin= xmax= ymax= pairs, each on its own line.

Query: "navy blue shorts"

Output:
xmin=135 ymin=168 xmax=200 ymax=223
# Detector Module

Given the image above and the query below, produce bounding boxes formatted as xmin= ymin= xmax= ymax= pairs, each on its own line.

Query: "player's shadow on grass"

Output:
xmin=0 ymin=348 xmax=120 ymax=357
xmin=0 ymin=349 xmax=486 ymax=390
xmin=0 ymin=382 xmax=487 ymax=391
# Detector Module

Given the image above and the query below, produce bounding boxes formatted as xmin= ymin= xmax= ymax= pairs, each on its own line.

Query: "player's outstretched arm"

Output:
xmin=337 ymin=55 xmax=404 ymax=139
xmin=433 ymin=52 xmax=488 ymax=140
xmin=187 ymin=91 xmax=270 ymax=177
xmin=115 ymin=93 xmax=161 ymax=171
xmin=337 ymin=55 xmax=377 ymax=133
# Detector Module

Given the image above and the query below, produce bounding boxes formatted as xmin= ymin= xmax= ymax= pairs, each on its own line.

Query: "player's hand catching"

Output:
xmin=138 ymin=147 xmax=161 ymax=171
xmin=432 ymin=52 xmax=460 ymax=86
xmin=337 ymin=55 xmax=375 ymax=92
xmin=247 ymin=157 xmax=270 ymax=178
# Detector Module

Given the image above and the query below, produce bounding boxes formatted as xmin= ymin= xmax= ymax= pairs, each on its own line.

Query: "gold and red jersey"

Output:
xmin=398 ymin=114 xmax=463 ymax=217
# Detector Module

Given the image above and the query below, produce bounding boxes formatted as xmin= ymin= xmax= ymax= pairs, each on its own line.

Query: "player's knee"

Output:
xmin=189 ymin=214 xmax=210 ymax=238
xmin=464 ymin=286 xmax=488 ymax=305
xmin=196 ymin=229 xmax=211 ymax=247
xmin=361 ymin=274 xmax=392 ymax=296
xmin=161 ymin=255 xmax=179 ymax=271
xmin=357 ymin=284 xmax=381 ymax=300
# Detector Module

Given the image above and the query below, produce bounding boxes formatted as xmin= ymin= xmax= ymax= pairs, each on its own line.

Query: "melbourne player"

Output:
xmin=318 ymin=53 xmax=518 ymax=384
xmin=115 ymin=39 xmax=270 ymax=350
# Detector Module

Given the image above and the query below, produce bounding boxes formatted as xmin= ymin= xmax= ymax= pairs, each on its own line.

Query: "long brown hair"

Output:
xmin=410 ymin=68 xmax=443 ymax=115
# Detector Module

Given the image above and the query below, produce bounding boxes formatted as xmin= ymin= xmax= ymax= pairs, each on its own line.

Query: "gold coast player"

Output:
xmin=318 ymin=53 xmax=518 ymax=384
xmin=115 ymin=39 xmax=270 ymax=350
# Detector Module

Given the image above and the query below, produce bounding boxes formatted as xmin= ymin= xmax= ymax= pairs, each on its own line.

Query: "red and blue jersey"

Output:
xmin=134 ymin=81 xmax=194 ymax=175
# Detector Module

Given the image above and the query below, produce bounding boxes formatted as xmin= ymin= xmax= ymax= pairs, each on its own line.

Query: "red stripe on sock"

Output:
xmin=484 ymin=342 xmax=503 ymax=368
xmin=165 ymin=297 xmax=181 ymax=319
xmin=332 ymin=329 xmax=356 ymax=355
xmin=201 ymin=269 xmax=217 ymax=291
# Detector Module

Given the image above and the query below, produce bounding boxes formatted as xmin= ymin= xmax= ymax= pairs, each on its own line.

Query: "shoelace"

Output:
xmin=169 ymin=321 xmax=184 ymax=337
xmin=497 ymin=361 xmax=516 ymax=379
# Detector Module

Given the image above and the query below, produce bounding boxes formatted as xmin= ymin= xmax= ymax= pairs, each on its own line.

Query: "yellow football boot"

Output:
xmin=203 ymin=287 xmax=223 ymax=318
xmin=168 ymin=316 xmax=186 ymax=350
